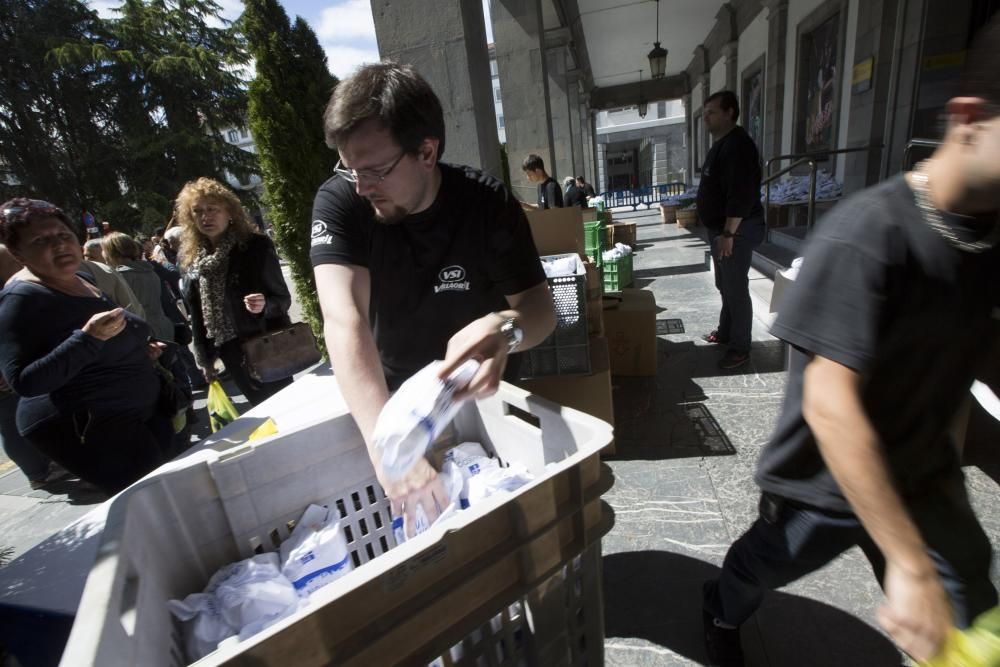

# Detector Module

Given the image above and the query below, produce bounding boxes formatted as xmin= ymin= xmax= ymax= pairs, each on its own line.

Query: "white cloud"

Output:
xmin=318 ymin=0 xmax=376 ymax=41
xmin=324 ymin=45 xmax=381 ymax=80
xmin=87 ymin=0 xmax=243 ymax=25
xmin=88 ymin=0 xmax=121 ymax=19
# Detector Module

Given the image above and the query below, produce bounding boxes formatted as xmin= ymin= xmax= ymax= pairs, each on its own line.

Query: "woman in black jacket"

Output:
xmin=175 ymin=178 xmax=293 ymax=406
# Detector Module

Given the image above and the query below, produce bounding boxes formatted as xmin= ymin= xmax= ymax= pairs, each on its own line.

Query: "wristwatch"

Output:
xmin=721 ymin=230 xmax=736 ymax=238
xmin=494 ymin=314 xmax=524 ymax=353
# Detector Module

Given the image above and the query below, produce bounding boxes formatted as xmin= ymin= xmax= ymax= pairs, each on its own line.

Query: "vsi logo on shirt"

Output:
xmin=310 ymin=220 xmax=333 ymax=246
xmin=434 ymin=265 xmax=471 ymax=293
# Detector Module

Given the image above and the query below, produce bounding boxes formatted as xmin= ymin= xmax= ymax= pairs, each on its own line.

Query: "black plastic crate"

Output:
xmin=519 ymin=254 xmax=591 ymax=379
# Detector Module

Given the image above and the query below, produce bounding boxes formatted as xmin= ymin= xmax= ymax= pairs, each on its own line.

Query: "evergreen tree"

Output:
xmin=243 ymin=0 xmax=338 ymax=354
xmin=51 ymin=0 xmax=256 ymax=229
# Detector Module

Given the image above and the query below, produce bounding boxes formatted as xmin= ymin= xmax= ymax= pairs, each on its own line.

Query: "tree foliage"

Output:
xmin=0 ymin=0 xmax=255 ymax=232
xmin=243 ymin=0 xmax=337 ymax=355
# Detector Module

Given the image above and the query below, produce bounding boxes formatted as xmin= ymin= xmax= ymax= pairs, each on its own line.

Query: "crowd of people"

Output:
xmin=0 ymin=178 xmax=290 ymax=495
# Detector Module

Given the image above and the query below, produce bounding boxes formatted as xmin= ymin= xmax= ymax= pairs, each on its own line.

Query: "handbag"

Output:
xmin=241 ymin=321 xmax=321 ymax=383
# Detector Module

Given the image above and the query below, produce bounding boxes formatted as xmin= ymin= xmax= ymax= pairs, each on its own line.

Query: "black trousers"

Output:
xmin=704 ymin=473 xmax=997 ymax=629
xmin=218 ymin=339 xmax=293 ymax=407
xmin=24 ymin=406 xmax=173 ymax=495
xmin=707 ymin=218 xmax=765 ymax=353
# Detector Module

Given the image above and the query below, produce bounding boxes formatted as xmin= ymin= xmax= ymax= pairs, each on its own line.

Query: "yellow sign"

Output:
xmin=852 ymin=57 xmax=874 ymax=85
xmin=924 ymin=51 xmax=966 ymax=71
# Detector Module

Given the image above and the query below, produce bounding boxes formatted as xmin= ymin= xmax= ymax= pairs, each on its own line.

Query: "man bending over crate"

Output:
xmin=310 ymin=62 xmax=556 ymax=537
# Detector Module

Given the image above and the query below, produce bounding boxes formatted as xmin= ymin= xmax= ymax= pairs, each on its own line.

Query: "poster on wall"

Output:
xmin=799 ymin=13 xmax=840 ymax=154
xmin=742 ymin=69 xmax=764 ymax=153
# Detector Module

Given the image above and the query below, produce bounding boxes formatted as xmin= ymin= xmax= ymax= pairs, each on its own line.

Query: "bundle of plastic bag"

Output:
xmin=918 ymin=606 xmax=1000 ymax=666
xmin=167 ymin=553 xmax=299 ymax=661
xmin=602 ymin=242 xmax=633 ymax=262
xmin=442 ymin=442 xmax=500 ymax=508
xmin=373 ymin=359 xmax=480 ymax=481
xmin=279 ymin=504 xmax=353 ymax=597
xmin=391 ymin=462 xmax=464 ymax=544
xmin=541 ymin=254 xmax=581 ymax=278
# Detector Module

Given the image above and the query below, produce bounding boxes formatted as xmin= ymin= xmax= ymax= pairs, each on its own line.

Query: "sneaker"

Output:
xmin=702 ymin=330 xmax=729 ymax=345
xmin=28 ymin=462 xmax=76 ymax=490
xmin=703 ymin=609 xmax=745 ymax=667
xmin=718 ymin=350 xmax=750 ymax=370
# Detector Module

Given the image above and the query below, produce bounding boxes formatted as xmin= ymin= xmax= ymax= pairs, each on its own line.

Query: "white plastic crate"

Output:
xmin=60 ymin=382 xmax=614 ymax=667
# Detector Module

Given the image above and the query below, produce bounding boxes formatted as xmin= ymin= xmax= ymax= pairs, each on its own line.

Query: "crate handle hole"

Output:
xmin=119 ymin=574 xmax=140 ymax=637
xmin=503 ymin=403 xmax=541 ymax=431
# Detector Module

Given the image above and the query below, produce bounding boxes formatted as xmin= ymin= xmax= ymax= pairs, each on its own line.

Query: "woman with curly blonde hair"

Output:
xmin=174 ymin=178 xmax=293 ymax=405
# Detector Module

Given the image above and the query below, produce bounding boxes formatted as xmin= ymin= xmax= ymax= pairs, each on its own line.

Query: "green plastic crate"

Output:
xmin=602 ymin=253 xmax=634 ymax=292
xmin=584 ymin=220 xmax=603 ymax=267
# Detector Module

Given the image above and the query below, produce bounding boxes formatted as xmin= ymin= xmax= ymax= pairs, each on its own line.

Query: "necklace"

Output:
xmin=910 ymin=161 xmax=1000 ymax=254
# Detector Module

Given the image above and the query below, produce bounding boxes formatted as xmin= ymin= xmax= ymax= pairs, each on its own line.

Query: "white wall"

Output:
xmin=780 ymin=0 xmax=858 ymax=182
xmin=710 ymin=57 xmax=727 ymax=95
xmin=737 ymin=9 xmax=768 ymax=81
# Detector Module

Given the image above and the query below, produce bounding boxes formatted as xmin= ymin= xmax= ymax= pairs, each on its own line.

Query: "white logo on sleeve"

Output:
xmin=311 ymin=220 xmax=333 ymax=246
xmin=434 ymin=265 xmax=471 ymax=293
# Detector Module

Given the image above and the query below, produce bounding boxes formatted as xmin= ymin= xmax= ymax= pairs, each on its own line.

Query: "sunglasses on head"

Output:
xmin=1 ymin=199 xmax=61 ymax=222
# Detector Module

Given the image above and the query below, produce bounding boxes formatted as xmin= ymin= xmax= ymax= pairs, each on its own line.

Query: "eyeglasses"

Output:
xmin=1 ymin=199 xmax=60 ymax=222
xmin=334 ymin=153 xmax=406 ymax=185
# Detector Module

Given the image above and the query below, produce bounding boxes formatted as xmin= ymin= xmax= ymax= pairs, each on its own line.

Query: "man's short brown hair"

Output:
xmin=323 ymin=62 xmax=446 ymax=160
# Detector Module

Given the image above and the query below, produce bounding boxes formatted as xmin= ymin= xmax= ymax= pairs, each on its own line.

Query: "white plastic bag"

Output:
xmin=442 ymin=442 xmax=500 ymax=508
xmin=280 ymin=504 xmax=354 ymax=597
xmin=466 ymin=462 xmax=535 ymax=506
xmin=167 ymin=553 xmax=299 ymax=661
xmin=374 ymin=359 xmax=480 ymax=481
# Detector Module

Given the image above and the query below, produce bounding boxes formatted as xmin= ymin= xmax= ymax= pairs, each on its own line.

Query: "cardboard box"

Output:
xmin=516 ymin=336 xmax=615 ymax=454
xmin=769 ymin=268 xmax=795 ymax=313
xmin=581 ymin=208 xmax=600 ymax=223
xmin=602 ymin=289 xmax=657 ymax=376
xmin=607 ymin=222 xmax=637 ymax=249
xmin=526 ymin=207 xmax=585 ymax=256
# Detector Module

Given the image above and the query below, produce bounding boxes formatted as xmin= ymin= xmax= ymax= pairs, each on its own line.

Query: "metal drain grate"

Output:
xmin=682 ymin=403 xmax=736 ymax=455
xmin=656 ymin=319 xmax=685 ymax=335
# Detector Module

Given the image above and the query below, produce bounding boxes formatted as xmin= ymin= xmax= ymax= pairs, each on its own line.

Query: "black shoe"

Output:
xmin=703 ymin=610 xmax=745 ymax=667
xmin=718 ymin=349 xmax=750 ymax=370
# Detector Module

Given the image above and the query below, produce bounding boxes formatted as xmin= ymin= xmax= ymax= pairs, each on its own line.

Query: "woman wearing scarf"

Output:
xmin=175 ymin=178 xmax=293 ymax=405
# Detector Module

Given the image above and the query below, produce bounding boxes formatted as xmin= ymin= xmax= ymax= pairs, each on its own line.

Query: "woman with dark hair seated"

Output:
xmin=0 ymin=198 xmax=175 ymax=494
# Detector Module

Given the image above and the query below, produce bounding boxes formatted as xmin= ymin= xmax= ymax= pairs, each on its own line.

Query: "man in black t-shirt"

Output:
xmin=576 ymin=176 xmax=596 ymax=202
xmin=521 ymin=154 xmax=563 ymax=209
xmin=310 ymin=63 xmax=555 ymax=537
xmin=563 ymin=177 xmax=586 ymax=209
xmin=703 ymin=23 xmax=1000 ymax=667
xmin=696 ymin=90 xmax=765 ymax=370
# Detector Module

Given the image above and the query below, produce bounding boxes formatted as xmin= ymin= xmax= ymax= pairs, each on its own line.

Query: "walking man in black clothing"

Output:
xmin=696 ymin=90 xmax=765 ymax=370
xmin=521 ymin=154 xmax=563 ymax=209
xmin=702 ymin=20 xmax=1000 ymax=666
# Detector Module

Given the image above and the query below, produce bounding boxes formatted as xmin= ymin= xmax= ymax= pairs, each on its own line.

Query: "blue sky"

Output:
xmin=90 ymin=0 xmax=493 ymax=80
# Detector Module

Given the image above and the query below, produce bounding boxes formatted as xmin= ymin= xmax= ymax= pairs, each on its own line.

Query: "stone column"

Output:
xmin=682 ymin=93 xmax=693 ymax=183
xmin=596 ymin=141 xmax=607 ymax=193
xmin=491 ymin=0 xmax=554 ymax=203
xmin=762 ymin=0 xmax=789 ymax=162
xmin=566 ymin=70 xmax=584 ymax=180
xmin=723 ymin=41 xmax=739 ymax=93
xmin=371 ymin=0 xmax=501 ymax=178
xmin=545 ymin=39 xmax=574 ymax=182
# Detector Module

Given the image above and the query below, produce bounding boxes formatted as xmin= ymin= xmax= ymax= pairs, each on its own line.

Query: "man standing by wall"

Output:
xmin=310 ymin=63 xmax=556 ymax=537
xmin=696 ymin=91 xmax=765 ymax=370
xmin=521 ymin=154 xmax=563 ymax=209
xmin=702 ymin=20 xmax=1000 ymax=666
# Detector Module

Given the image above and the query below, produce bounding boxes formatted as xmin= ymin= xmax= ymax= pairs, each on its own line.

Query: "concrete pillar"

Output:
xmin=762 ymin=0 xmax=789 ymax=162
xmin=723 ymin=41 xmax=739 ymax=93
xmin=567 ymin=71 xmax=584 ymax=180
xmin=546 ymin=41 xmax=574 ymax=182
xmin=371 ymin=0 xmax=501 ymax=178
xmin=596 ymin=141 xmax=607 ymax=193
xmin=491 ymin=0 xmax=554 ymax=203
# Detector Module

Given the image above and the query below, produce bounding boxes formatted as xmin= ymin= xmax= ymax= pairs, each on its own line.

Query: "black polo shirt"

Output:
xmin=696 ymin=125 xmax=764 ymax=229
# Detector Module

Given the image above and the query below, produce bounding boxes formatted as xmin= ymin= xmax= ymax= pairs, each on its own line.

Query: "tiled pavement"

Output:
xmin=1 ymin=210 xmax=998 ymax=666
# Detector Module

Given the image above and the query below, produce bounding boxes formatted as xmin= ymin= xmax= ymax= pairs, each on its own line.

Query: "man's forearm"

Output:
xmin=325 ymin=318 xmax=389 ymax=453
xmin=499 ymin=282 xmax=556 ymax=350
xmin=803 ymin=360 xmax=934 ymax=577
xmin=723 ymin=216 xmax=743 ymax=234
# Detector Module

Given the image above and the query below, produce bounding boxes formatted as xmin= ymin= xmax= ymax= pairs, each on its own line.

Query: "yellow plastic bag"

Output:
xmin=207 ymin=380 xmax=240 ymax=433
xmin=919 ymin=607 xmax=1000 ymax=666
xmin=247 ymin=418 xmax=278 ymax=441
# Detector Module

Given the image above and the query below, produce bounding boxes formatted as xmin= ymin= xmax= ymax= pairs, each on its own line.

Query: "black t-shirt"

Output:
xmin=537 ymin=177 xmax=563 ymax=209
xmin=696 ymin=125 xmax=764 ymax=229
xmin=756 ymin=175 xmax=1000 ymax=512
xmin=310 ymin=163 xmax=546 ymax=390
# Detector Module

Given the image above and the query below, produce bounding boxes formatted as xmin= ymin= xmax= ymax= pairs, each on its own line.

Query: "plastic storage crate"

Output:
xmin=519 ymin=254 xmax=591 ymax=379
xmin=602 ymin=254 xmax=634 ymax=292
xmin=583 ymin=221 xmax=604 ymax=267
xmin=61 ymin=383 xmax=614 ymax=667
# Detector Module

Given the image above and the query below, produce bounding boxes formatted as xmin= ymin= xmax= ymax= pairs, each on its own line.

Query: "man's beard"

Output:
xmin=368 ymin=199 xmax=407 ymax=226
